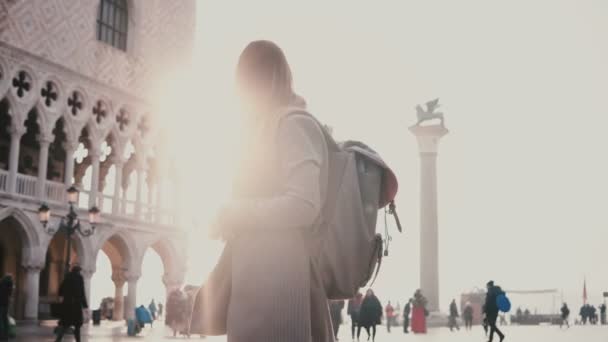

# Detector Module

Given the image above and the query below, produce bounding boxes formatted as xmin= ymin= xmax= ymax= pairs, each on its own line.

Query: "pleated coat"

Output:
xmin=191 ymin=110 xmax=334 ymax=342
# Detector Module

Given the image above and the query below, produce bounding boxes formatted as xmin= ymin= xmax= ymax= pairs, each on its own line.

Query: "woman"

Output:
xmin=210 ymin=40 xmax=333 ymax=342
xmin=347 ymin=292 xmax=363 ymax=340
xmin=411 ymin=289 xmax=428 ymax=334
xmin=167 ymin=289 xmax=188 ymax=337
xmin=357 ymin=289 xmax=382 ymax=342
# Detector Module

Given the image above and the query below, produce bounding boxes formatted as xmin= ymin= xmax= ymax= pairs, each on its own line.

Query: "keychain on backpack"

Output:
xmin=383 ymin=200 xmax=403 ymax=257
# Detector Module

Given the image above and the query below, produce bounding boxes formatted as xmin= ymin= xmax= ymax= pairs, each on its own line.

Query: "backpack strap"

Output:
xmin=281 ymin=109 xmax=346 ymax=230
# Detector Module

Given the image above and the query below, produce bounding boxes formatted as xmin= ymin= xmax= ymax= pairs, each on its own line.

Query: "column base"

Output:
xmin=425 ymin=311 xmax=450 ymax=328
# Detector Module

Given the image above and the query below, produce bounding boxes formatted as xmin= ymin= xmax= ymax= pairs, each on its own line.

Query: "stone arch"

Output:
xmin=0 ymin=207 xmax=41 ymax=266
xmin=91 ymin=229 xmax=138 ymax=321
xmin=0 ymin=207 xmax=43 ymax=320
xmin=94 ymin=229 xmax=138 ymax=272
xmin=143 ymin=236 xmax=186 ymax=293
xmin=37 ymin=225 xmax=93 ymax=319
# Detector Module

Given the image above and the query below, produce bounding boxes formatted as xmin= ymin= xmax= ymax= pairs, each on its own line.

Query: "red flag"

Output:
xmin=583 ymin=278 xmax=588 ymax=304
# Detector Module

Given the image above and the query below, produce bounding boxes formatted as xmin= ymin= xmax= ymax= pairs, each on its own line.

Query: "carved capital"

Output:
xmin=63 ymin=139 xmax=80 ymax=153
xmin=37 ymin=133 xmax=54 ymax=146
xmin=9 ymin=124 xmax=26 ymax=137
xmin=80 ymin=268 xmax=95 ymax=279
xmin=111 ymin=269 xmax=126 ymax=286
xmin=21 ymin=264 xmax=43 ymax=273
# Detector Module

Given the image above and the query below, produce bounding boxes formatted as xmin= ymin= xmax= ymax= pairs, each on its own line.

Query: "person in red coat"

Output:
xmin=410 ymin=289 xmax=428 ymax=334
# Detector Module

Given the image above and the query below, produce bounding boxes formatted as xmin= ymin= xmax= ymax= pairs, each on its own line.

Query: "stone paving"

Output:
xmin=11 ymin=322 xmax=608 ymax=341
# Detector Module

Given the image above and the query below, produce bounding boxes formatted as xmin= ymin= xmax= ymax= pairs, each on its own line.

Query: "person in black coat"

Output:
xmin=403 ymin=299 xmax=412 ymax=333
xmin=484 ymin=281 xmax=505 ymax=342
xmin=347 ymin=293 xmax=363 ymax=340
xmin=357 ymin=289 xmax=382 ymax=342
xmin=329 ymin=300 xmax=345 ymax=340
xmin=0 ymin=275 xmax=13 ymax=341
xmin=55 ymin=266 xmax=88 ymax=342
xmin=448 ymin=299 xmax=460 ymax=331
xmin=560 ymin=303 xmax=570 ymax=328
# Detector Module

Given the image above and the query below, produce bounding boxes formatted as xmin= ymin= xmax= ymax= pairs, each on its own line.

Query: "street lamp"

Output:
xmin=39 ymin=186 xmax=100 ymax=277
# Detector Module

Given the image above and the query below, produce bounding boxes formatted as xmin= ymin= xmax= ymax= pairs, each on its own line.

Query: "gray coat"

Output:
xmin=193 ymin=113 xmax=333 ymax=342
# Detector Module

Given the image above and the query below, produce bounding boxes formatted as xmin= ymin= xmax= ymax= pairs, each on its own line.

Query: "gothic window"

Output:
xmin=97 ymin=0 xmax=128 ymax=51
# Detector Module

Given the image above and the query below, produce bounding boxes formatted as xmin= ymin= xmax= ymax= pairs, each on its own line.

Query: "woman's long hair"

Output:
xmin=236 ymin=40 xmax=299 ymax=113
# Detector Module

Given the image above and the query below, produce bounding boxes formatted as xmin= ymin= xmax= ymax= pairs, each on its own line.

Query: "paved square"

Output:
xmin=11 ymin=323 xmax=608 ymax=341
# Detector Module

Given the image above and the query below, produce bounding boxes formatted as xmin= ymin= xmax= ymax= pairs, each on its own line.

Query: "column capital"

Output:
xmin=409 ymin=124 xmax=449 ymax=154
xmin=9 ymin=124 xmax=26 ymax=137
xmin=37 ymin=133 xmax=54 ymax=146
xmin=80 ymin=268 xmax=95 ymax=279
xmin=125 ymin=273 xmax=141 ymax=283
xmin=112 ymin=155 xmax=126 ymax=168
xmin=88 ymin=146 xmax=102 ymax=159
xmin=111 ymin=268 xmax=126 ymax=286
xmin=21 ymin=264 xmax=43 ymax=273
xmin=63 ymin=139 xmax=80 ymax=153
xmin=162 ymin=272 xmax=185 ymax=289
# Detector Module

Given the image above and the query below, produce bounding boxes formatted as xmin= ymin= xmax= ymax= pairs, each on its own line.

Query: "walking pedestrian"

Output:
xmin=448 ymin=299 xmax=460 ymax=331
xmin=411 ymin=289 xmax=428 ymax=334
xmin=148 ymin=299 xmax=157 ymax=322
xmin=348 ymin=293 xmax=363 ymax=340
xmin=484 ymin=281 xmax=505 ymax=342
xmin=600 ymin=303 xmax=606 ymax=325
xmin=463 ymin=302 xmax=474 ymax=330
xmin=580 ymin=304 xmax=587 ymax=324
xmin=560 ymin=303 xmax=570 ymax=329
xmin=358 ymin=289 xmax=382 ymax=342
xmin=55 ymin=266 xmax=88 ymax=342
xmin=403 ymin=299 xmax=412 ymax=333
xmin=158 ymin=302 xmax=164 ymax=318
xmin=384 ymin=301 xmax=395 ymax=333
xmin=330 ymin=300 xmax=345 ymax=340
xmin=205 ymin=40 xmax=334 ymax=342
xmin=0 ymin=275 xmax=13 ymax=341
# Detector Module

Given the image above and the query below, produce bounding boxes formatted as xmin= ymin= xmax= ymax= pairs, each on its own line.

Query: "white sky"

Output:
xmin=119 ymin=0 xmax=608 ymax=314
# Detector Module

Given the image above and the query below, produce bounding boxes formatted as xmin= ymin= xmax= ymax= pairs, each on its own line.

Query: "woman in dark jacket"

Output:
xmin=55 ymin=266 xmax=88 ymax=342
xmin=357 ymin=289 xmax=382 ymax=342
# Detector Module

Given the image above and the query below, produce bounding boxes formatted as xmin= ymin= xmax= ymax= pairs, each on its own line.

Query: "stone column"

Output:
xmin=154 ymin=180 xmax=162 ymax=223
xmin=80 ymin=268 xmax=94 ymax=323
xmin=23 ymin=265 xmax=42 ymax=320
xmin=88 ymin=147 xmax=101 ymax=208
xmin=134 ymin=168 xmax=143 ymax=219
xmin=125 ymin=274 xmax=139 ymax=320
xmin=36 ymin=136 xmax=53 ymax=198
xmin=81 ymin=269 xmax=94 ymax=310
xmin=7 ymin=125 xmax=26 ymax=194
xmin=121 ymin=183 xmax=128 ymax=215
xmin=63 ymin=141 xmax=78 ymax=187
xmin=410 ymin=124 xmax=448 ymax=313
xmin=112 ymin=159 xmax=124 ymax=215
xmin=111 ymin=270 xmax=126 ymax=321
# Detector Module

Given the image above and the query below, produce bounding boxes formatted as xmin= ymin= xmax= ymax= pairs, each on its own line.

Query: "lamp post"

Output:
xmin=39 ymin=185 xmax=100 ymax=277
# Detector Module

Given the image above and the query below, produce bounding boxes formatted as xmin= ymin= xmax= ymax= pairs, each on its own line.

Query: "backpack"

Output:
xmin=496 ymin=293 xmax=511 ymax=313
xmin=285 ymin=109 xmax=402 ymax=300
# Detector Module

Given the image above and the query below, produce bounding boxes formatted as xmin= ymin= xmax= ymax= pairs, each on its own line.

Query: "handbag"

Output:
xmin=189 ymin=242 xmax=232 ymax=336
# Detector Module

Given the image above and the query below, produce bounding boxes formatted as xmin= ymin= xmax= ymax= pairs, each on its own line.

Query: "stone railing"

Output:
xmin=1 ymin=171 xmax=173 ymax=226
xmin=15 ymin=173 xmax=37 ymax=198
